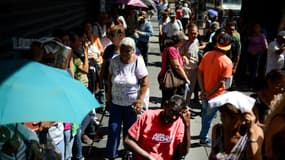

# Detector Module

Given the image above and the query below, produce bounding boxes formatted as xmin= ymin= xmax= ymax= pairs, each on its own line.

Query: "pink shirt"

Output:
xmin=247 ymin=33 xmax=268 ymax=54
xmin=128 ymin=109 xmax=185 ymax=160
xmin=159 ymin=47 xmax=184 ymax=77
xmin=64 ymin=123 xmax=72 ymax=130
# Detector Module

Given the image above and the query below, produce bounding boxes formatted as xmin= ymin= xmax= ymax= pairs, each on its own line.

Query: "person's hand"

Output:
xmin=134 ymin=29 xmax=139 ymax=33
xmin=82 ymin=42 xmax=89 ymax=56
xmin=132 ymin=99 xmax=143 ymax=113
xmin=232 ymin=67 xmax=237 ymax=74
xmin=180 ymin=107 xmax=191 ymax=127
xmin=185 ymin=79 xmax=191 ymax=85
xmin=182 ymin=56 xmax=189 ymax=64
xmin=244 ymin=112 xmax=256 ymax=132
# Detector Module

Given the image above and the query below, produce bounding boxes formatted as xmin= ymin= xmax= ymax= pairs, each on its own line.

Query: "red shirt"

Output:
xmin=128 ymin=109 xmax=185 ymax=160
xmin=176 ymin=9 xmax=183 ymax=19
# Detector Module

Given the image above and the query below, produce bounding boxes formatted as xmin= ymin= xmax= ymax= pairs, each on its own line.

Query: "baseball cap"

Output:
xmin=278 ymin=31 xmax=285 ymax=39
xmin=169 ymin=11 xmax=176 ymax=17
xmin=215 ymin=32 xmax=232 ymax=51
xmin=172 ymin=31 xmax=188 ymax=41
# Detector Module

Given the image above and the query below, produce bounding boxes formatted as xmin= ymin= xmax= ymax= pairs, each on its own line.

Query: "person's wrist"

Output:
xmin=248 ymin=138 xmax=258 ymax=143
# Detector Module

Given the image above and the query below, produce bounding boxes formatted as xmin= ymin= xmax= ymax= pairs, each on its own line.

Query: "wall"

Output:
xmin=0 ymin=0 xmax=105 ymax=57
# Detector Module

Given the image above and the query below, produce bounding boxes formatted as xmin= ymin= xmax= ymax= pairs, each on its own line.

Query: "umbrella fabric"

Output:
xmin=0 ymin=59 xmax=100 ymax=125
xmin=208 ymin=9 xmax=218 ymax=17
xmin=116 ymin=0 xmax=148 ymax=8
xmin=140 ymin=0 xmax=157 ymax=10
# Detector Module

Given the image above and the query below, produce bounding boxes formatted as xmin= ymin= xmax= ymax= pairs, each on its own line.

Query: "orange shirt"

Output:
xmin=199 ymin=50 xmax=233 ymax=99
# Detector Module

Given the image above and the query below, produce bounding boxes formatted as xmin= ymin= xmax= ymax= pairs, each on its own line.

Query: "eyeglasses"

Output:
xmin=120 ymin=45 xmax=134 ymax=53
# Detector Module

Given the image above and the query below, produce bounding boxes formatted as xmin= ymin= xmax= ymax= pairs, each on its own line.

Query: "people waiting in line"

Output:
xmin=105 ymin=37 xmax=149 ymax=159
xmin=251 ymin=69 xmax=285 ymax=126
xmin=0 ymin=123 xmax=41 ymax=160
xmin=158 ymin=10 xmax=170 ymax=52
xmin=208 ymin=91 xmax=264 ymax=160
xmin=198 ymin=30 xmax=233 ymax=147
xmin=134 ymin=10 xmax=153 ymax=66
xmin=181 ymin=23 xmax=200 ymax=106
xmin=162 ymin=10 xmax=184 ymax=49
xmin=99 ymin=25 xmax=126 ymax=116
xmin=181 ymin=2 xmax=192 ymax=33
xmin=10 ymin=3 xmax=285 ymax=159
xmin=246 ymin=23 xmax=268 ymax=90
xmin=265 ymin=30 xmax=285 ymax=75
xmin=158 ymin=31 xmax=190 ymax=106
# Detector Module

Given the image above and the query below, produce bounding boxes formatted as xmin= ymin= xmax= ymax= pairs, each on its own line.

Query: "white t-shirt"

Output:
xmin=110 ymin=56 xmax=148 ymax=106
xmin=163 ymin=20 xmax=183 ymax=38
xmin=182 ymin=6 xmax=191 ymax=19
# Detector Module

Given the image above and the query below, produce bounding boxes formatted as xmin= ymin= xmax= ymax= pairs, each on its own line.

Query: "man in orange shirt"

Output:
xmin=198 ymin=30 xmax=233 ymax=147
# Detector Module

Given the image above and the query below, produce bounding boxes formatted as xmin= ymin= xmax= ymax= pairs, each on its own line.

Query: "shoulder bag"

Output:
xmin=162 ymin=48 xmax=185 ymax=89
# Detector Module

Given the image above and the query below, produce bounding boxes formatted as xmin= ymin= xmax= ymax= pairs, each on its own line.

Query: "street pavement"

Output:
xmin=82 ymin=15 xmax=252 ymax=160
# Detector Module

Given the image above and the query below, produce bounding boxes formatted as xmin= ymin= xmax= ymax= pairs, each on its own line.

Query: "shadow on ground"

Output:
xmin=149 ymin=96 xmax=161 ymax=105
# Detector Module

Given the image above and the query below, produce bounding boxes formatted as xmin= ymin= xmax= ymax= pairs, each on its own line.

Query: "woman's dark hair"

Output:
xmin=219 ymin=103 xmax=241 ymax=115
xmin=68 ymin=32 xmax=78 ymax=43
xmin=212 ymin=28 xmax=226 ymax=44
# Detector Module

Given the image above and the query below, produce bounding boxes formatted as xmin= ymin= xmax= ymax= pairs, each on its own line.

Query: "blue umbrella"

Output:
xmin=208 ymin=9 xmax=218 ymax=17
xmin=0 ymin=59 xmax=100 ymax=125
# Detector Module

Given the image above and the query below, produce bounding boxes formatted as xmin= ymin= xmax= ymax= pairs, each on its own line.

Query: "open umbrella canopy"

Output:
xmin=116 ymin=0 xmax=148 ymax=8
xmin=0 ymin=59 xmax=100 ymax=125
xmin=208 ymin=9 xmax=218 ymax=17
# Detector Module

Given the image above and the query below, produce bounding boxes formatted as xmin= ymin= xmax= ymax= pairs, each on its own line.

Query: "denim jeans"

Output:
xmin=199 ymin=99 xmax=218 ymax=141
xmin=72 ymin=128 xmax=82 ymax=160
xmin=64 ymin=129 xmax=74 ymax=160
xmin=105 ymin=103 xmax=137 ymax=158
xmin=55 ymin=139 xmax=65 ymax=160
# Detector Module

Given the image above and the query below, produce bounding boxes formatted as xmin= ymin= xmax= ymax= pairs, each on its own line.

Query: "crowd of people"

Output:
xmin=2 ymin=0 xmax=285 ymax=159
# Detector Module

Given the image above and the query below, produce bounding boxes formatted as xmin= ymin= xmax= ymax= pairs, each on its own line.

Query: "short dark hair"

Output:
xmin=166 ymin=95 xmax=187 ymax=111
